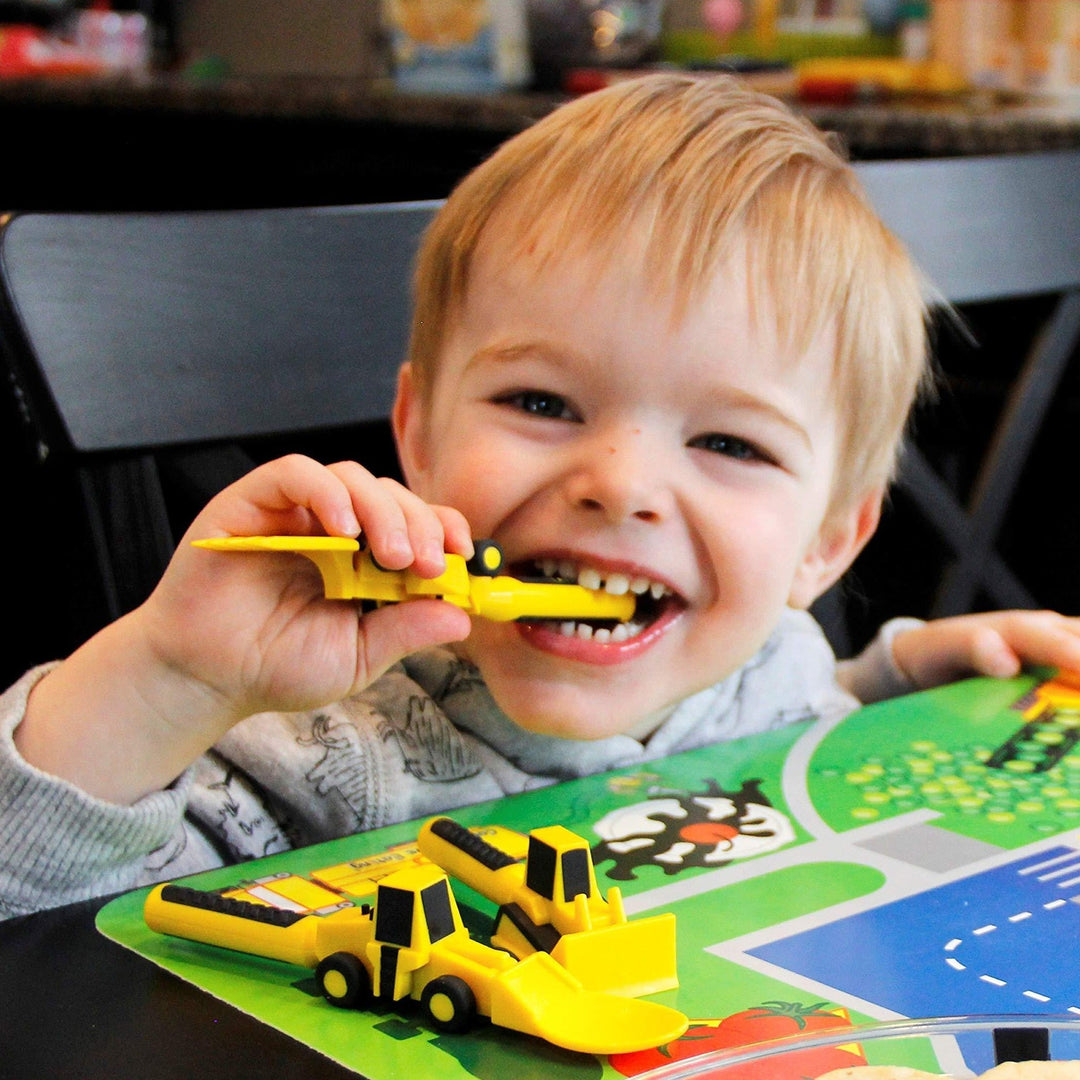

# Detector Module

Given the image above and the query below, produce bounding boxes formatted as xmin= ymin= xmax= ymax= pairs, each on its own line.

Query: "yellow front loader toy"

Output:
xmin=192 ymin=536 xmax=634 ymax=623
xmin=417 ymin=816 xmax=678 ymax=999
xmin=144 ymin=862 xmax=686 ymax=1055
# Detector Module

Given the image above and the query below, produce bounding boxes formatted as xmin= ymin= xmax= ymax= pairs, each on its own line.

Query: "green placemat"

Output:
xmin=99 ymin=672 xmax=1077 ymax=1079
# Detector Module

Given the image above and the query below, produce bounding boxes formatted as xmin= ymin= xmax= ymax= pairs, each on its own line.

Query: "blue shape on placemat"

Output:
xmin=750 ymin=845 xmax=1080 ymax=1071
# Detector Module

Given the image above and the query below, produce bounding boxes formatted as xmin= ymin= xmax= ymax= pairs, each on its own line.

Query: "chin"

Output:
xmin=515 ymin=713 xmax=627 ymax=741
xmin=484 ymin=680 xmax=657 ymax=742
xmin=463 ymin=632 xmax=686 ymax=742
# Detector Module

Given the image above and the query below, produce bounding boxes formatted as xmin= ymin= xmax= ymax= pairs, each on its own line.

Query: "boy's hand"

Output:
xmin=17 ymin=455 xmax=474 ymax=805
xmin=892 ymin=610 xmax=1080 ymax=690
xmin=147 ymin=454 xmax=475 ymax=719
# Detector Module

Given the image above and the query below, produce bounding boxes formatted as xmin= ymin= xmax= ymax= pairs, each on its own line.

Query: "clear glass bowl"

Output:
xmin=629 ymin=1015 xmax=1080 ymax=1079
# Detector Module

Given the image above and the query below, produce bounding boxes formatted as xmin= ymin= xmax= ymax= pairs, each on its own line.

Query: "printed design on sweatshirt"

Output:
xmin=769 ymin=705 xmax=820 ymax=729
xmin=426 ymin=656 xmax=487 ymax=704
xmin=732 ymin=623 xmax=823 ymax=731
xmin=145 ymin=830 xmax=191 ymax=874
xmin=740 ymin=628 xmax=783 ymax=674
xmin=301 ymin=713 xmax=374 ymax=826
xmin=379 ymin=695 xmax=484 ymax=783
xmin=204 ymin=764 xmax=292 ymax=862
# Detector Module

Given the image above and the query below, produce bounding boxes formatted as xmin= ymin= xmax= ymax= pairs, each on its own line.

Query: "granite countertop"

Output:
xmin=802 ymin=93 xmax=1080 ymax=157
xmin=2 ymin=71 xmax=1080 ymax=157
xmin=0 ymin=73 xmax=561 ymax=130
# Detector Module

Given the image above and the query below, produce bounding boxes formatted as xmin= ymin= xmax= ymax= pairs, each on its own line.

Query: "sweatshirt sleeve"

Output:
xmin=837 ymin=617 xmax=923 ymax=704
xmin=0 ymin=665 xmax=227 ymax=920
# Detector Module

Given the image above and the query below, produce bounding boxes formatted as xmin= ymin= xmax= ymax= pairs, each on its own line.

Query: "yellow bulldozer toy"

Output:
xmin=417 ymin=816 xmax=678 ymax=999
xmin=144 ymin=860 xmax=685 ymax=1055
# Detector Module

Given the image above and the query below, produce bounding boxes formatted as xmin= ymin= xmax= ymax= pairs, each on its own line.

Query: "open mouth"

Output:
xmin=515 ymin=558 xmax=681 ymax=643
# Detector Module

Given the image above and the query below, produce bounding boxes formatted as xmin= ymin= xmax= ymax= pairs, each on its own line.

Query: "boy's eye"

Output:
xmin=689 ymin=432 xmax=767 ymax=462
xmin=497 ymin=390 xmax=576 ymax=421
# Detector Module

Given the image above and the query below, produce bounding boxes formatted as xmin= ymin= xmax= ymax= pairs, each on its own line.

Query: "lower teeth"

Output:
xmin=554 ymin=620 xmax=645 ymax=641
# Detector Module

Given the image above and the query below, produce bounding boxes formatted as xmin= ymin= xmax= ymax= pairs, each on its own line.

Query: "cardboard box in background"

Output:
xmin=178 ymin=0 xmax=386 ymax=78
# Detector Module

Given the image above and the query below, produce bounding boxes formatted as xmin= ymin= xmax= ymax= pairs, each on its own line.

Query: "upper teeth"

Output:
xmin=537 ymin=559 xmax=672 ymax=600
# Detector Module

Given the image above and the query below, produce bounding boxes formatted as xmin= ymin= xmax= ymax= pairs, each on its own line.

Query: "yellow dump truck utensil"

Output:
xmin=192 ymin=536 xmax=634 ymax=623
xmin=144 ymin=863 xmax=686 ymax=1054
xmin=418 ymin=817 xmax=679 ymax=998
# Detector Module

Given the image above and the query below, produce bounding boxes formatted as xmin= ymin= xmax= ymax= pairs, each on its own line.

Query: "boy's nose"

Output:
xmin=564 ymin=429 xmax=673 ymax=525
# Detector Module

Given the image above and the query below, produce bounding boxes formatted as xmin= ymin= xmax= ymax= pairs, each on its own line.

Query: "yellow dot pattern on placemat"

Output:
xmin=822 ymin=718 xmax=1080 ymax=826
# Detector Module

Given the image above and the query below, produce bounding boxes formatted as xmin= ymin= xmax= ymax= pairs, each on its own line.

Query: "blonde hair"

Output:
xmin=409 ymin=73 xmax=929 ymax=512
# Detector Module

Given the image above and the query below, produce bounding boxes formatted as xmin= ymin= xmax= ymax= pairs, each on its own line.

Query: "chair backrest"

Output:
xmin=855 ymin=151 xmax=1080 ymax=304
xmin=0 ymin=202 xmax=440 ymax=635
xmin=0 ymin=202 xmax=440 ymax=456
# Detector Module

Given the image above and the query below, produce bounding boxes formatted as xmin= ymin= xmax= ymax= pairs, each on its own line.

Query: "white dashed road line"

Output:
xmin=942 ymin=880 xmax=1080 ymax=1011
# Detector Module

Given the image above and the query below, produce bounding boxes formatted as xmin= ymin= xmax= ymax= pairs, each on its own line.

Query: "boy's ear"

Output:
xmin=391 ymin=363 xmax=430 ymax=488
xmin=788 ymin=488 xmax=883 ymax=610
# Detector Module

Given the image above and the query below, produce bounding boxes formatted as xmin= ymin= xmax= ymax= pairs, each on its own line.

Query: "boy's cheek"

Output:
xmin=416 ymin=447 xmax=534 ymax=531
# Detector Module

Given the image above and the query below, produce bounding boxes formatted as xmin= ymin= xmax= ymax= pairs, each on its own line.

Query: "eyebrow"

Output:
xmin=699 ymin=384 xmax=814 ymax=453
xmin=464 ymin=339 xmax=571 ymax=371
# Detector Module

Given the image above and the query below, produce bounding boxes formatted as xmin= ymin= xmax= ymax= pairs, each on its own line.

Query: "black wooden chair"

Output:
xmin=0 ymin=202 xmax=439 ymax=674
xmin=2 ymin=151 xmax=1078 ymax=671
xmin=809 ymin=150 xmax=1080 ymax=655
xmin=857 ymin=150 xmax=1080 ymax=616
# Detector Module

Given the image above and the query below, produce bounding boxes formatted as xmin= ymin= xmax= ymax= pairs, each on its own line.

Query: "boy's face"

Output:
xmin=394 ymin=217 xmax=879 ymax=742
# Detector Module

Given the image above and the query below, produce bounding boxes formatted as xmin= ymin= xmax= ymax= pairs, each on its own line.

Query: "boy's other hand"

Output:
xmin=892 ymin=610 xmax=1080 ymax=690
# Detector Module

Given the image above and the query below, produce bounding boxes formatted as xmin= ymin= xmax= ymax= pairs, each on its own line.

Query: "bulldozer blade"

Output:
xmin=490 ymin=952 xmax=687 ymax=1056
xmin=550 ymin=911 xmax=678 ymax=997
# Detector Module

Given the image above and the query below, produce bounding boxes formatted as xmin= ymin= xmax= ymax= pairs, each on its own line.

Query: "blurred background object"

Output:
xmin=1024 ymin=0 xmax=1080 ymax=95
xmin=664 ymin=0 xmax=896 ymax=66
xmin=0 ymin=0 xmax=1075 ymax=97
xmin=931 ymin=0 xmax=1024 ymax=90
xmin=382 ymin=0 xmax=531 ymax=91
xmin=663 ymin=0 xmax=1080 ymax=96
xmin=178 ymin=0 xmax=383 ymax=78
xmin=71 ymin=4 xmax=150 ymax=71
xmin=0 ymin=0 xmax=151 ymax=76
xmin=527 ymin=0 xmax=667 ymax=87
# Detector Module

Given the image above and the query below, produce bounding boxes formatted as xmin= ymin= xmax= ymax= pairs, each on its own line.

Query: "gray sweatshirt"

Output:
xmin=0 ymin=608 xmax=916 ymax=920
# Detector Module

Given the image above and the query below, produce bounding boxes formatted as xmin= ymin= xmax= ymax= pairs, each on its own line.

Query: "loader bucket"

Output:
xmin=489 ymin=952 xmax=687 ymax=1056
xmin=550 ymin=911 xmax=678 ymax=997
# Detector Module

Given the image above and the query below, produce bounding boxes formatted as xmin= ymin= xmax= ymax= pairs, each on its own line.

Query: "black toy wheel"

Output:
xmin=420 ymin=975 xmax=477 ymax=1034
xmin=316 ymin=952 xmax=371 ymax=1009
xmin=466 ymin=539 xmax=503 ymax=577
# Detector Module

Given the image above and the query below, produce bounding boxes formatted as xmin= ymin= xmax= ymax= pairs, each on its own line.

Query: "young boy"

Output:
xmin=4 ymin=74 xmax=1079 ymax=920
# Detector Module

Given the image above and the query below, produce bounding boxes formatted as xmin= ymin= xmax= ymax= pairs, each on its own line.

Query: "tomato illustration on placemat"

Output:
xmin=609 ymin=1002 xmax=866 ymax=1079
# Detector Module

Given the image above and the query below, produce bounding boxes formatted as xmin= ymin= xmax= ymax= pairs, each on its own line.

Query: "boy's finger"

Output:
xmin=203 ymin=454 xmax=358 ymax=539
xmin=433 ymin=505 xmax=475 ymax=560
xmin=326 ymin=463 xmax=461 ymax=577
xmin=325 ymin=461 xmax=416 ymax=568
xmin=969 ymin=627 xmax=1022 ymax=679
xmin=374 ymin=477 xmax=456 ymax=577
xmin=986 ymin=612 xmax=1080 ymax=674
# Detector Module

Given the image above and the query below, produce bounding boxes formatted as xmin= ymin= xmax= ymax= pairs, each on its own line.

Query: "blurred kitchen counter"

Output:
xmin=2 ymin=72 xmax=1079 ymax=210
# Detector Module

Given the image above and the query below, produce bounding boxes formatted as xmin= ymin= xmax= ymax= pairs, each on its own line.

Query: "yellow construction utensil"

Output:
xmin=418 ymin=816 xmax=679 ymax=998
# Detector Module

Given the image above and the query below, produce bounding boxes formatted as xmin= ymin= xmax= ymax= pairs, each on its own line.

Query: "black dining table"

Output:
xmin=0 ymin=894 xmax=363 ymax=1079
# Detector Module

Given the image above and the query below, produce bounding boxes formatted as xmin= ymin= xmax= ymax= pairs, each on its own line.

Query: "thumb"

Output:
xmin=353 ymin=600 xmax=472 ymax=690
